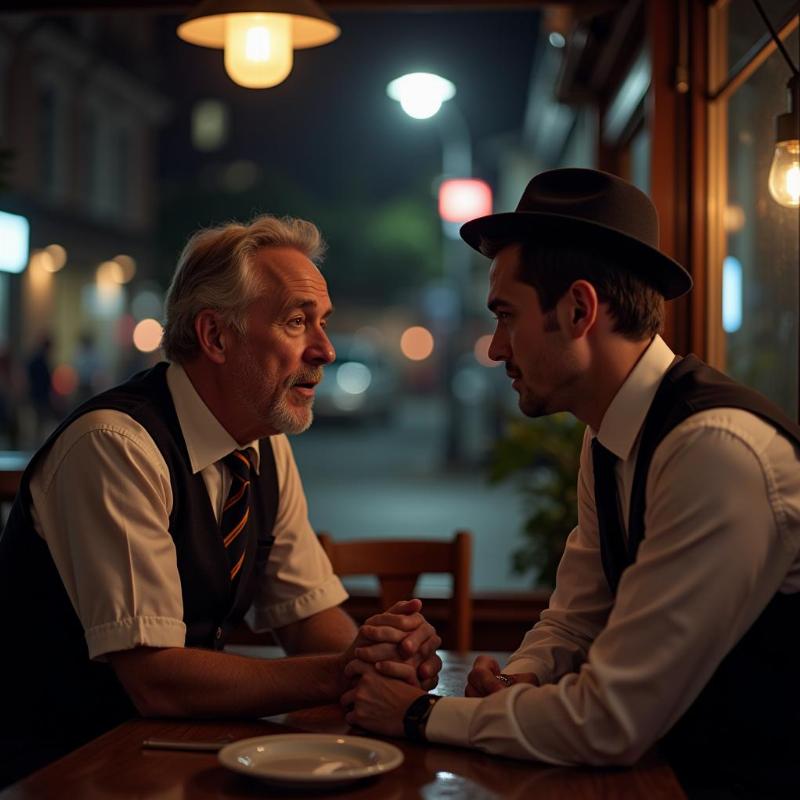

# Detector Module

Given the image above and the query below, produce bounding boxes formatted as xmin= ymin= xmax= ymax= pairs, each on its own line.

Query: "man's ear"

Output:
xmin=561 ymin=280 xmax=598 ymax=338
xmin=194 ymin=310 xmax=228 ymax=364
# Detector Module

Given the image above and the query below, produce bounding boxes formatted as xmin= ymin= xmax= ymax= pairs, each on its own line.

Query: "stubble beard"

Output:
xmin=237 ymin=346 xmax=315 ymax=436
xmin=268 ymin=389 xmax=314 ymax=435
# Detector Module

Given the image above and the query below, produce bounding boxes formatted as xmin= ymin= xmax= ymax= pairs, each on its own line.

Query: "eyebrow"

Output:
xmin=283 ymin=297 xmax=334 ymax=317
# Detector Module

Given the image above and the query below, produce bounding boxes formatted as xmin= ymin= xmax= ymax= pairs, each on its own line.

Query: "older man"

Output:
xmin=0 ymin=215 xmax=440 ymax=787
xmin=343 ymin=169 xmax=800 ymax=798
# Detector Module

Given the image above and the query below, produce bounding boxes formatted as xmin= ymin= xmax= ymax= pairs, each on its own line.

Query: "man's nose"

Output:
xmin=487 ymin=329 xmax=507 ymax=363
xmin=305 ymin=329 xmax=335 ymax=366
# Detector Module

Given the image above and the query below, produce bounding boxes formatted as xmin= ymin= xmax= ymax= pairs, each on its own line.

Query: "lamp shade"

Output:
xmin=177 ymin=0 xmax=340 ymax=49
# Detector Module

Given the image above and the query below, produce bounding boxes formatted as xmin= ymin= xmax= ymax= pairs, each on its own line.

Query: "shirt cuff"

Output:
xmin=502 ymin=656 xmax=552 ymax=683
xmin=245 ymin=575 xmax=349 ymax=631
xmin=86 ymin=615 xmax=186 ymax=660
xmin=425 ymin=696 xmax=483 ymax=748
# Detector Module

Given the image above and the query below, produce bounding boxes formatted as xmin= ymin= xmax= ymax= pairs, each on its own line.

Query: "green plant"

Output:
xmin=488 ymin=413 xmax=586 ymax=588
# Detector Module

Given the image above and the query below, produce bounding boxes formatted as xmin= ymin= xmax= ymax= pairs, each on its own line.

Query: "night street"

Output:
xmin=292 ymin=395 xmax=531 ymax=594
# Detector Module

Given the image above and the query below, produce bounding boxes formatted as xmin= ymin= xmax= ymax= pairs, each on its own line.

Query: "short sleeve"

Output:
xmin=29 ymin=411 xmax=187 ymax=659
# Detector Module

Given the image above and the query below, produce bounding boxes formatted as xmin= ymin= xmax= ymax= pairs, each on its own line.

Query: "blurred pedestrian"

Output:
xmin=25 ymin=333 xmax=56 ymax=443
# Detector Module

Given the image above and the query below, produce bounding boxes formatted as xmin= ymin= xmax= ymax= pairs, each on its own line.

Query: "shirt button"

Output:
xmin=215 ymin=627 xmax=223 ymax=640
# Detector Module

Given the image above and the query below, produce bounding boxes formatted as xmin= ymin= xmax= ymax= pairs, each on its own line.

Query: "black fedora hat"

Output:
xmin=460 ymin=168 xmax=692 ymax=299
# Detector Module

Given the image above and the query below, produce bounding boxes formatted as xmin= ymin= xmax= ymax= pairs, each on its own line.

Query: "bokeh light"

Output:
xmin=51 ymin=364 xmax=78 ymax=396
xmin=133 ymin=318 xmax=163 ymax=353
xmin=438 ymin=179 xmax=493 ymax=224
xmin=97 ymin=260 xmax=125 ymax=285
xmin=30 ymin=249 xmax=56 ymax=273
xmin=112 ymin=254 xmax=137 ymax=283
xmin=473 ymin=334 xmax=500 ymax=367
xmin=336 ymin=362 xmax=372 ymax=395
xmin=400 ymin=326 xmax=434 ymax=361
xmin=44 ymin=244 xmax=67 ymax=272
xmin=386 ymin=72 xmax=456 ymax=120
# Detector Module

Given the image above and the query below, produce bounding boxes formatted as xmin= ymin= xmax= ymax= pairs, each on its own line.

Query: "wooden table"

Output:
xmin=0 ymin=649 xmax=685 ymax=799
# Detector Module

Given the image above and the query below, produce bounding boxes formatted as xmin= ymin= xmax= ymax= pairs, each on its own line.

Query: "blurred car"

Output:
xmin=314 ymin=335 xmax=397 ymax=424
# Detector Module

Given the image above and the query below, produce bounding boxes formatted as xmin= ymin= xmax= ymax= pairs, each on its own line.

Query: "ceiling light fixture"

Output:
xmin=178 ymin=0 xmax=340 ymax=89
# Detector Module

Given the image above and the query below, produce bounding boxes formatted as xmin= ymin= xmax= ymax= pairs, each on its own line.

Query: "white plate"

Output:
xmin=218 ymin=733 xmax=404 ymax=787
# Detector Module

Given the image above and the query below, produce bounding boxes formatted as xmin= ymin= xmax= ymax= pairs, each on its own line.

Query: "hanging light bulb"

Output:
xmin=224 ymin=13 xmax=292 ymax=88
xmin=177 ymin=1 xmax=339 ymax=90
xmin=768 ymin=75 xmax=800 ymax=208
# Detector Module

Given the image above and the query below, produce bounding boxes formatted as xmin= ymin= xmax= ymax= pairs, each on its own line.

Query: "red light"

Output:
xmin=438 ymin=179 xmax=493 ymax=223
xmin=51 ymin=364 xmax=77 ymax=397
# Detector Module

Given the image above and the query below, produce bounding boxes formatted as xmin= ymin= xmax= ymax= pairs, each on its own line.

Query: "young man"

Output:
xmin=342 ymin=169 xmax=800 ymax=797
xmin=0 ymin=215 xmax=440 ymax=787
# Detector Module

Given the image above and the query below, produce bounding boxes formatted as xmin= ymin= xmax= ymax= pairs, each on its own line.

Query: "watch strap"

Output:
xmin=403 ymin=693 xmax=441 ymax=741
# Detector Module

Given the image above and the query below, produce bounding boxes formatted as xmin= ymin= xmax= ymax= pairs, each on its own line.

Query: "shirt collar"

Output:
xmin=595 ymin=335 xmax=676 ymax=462
xmin=166 ymin=363 xmax=261 ymax=475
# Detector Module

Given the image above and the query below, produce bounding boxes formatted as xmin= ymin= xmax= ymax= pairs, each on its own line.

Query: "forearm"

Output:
xmin=109 ymin=646 xmax=346 ymax=718
xmin=273 ymin=606 xmax=357 ymax=655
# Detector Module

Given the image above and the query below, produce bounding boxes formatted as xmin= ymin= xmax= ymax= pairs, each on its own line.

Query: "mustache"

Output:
xmin=505 ymin=363 xmax=521 ymax=379
xmin=289 ymin=368 xmax=324 ymax=387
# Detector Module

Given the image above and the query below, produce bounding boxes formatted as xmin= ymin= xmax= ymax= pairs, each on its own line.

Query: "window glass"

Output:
xmin=724 ymin=27 xmax=799 ymax=417
xmin=726 ymin=0 xmax=798 ymax=75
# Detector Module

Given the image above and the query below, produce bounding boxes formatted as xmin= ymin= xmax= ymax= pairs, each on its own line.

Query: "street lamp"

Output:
xmin=387 ymin=72 xmax=491 ymax=464
xmin=386 ymin=72 xmax=455 ymax=120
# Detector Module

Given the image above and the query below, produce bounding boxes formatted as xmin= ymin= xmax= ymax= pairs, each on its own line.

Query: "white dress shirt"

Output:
xmin=427 ymin=335 xmax=800 ymax=765
xmin=28 ymin=363 xmax=347 ymax=660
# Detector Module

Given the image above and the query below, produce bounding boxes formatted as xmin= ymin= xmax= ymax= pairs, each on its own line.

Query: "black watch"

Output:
xmin=403 ymin=693 xmax=441 ymax=742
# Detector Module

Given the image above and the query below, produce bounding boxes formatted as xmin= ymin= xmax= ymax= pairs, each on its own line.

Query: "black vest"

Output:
xmin=0 ymin=364 xmax=279 ymax=786
xmin=603 ymin=355 xmax=800 ymax=798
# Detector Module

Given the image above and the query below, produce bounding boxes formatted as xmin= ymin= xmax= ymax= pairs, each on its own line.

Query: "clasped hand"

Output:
xmin=339 ymin=599 xmax=439 ymax=736
xmin=342 ymin=640 xmax=540 ymax=738
xmin=343 ymin=598 xmax=441 ymax=691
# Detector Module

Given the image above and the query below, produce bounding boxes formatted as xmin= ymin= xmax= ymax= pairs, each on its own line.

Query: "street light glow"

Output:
xmin=400 ymin=326 xmax=434 ymax=361
xmin=387 ymin=72 xmax=456 ymax=120
xmin=133 ymin=319 xmax=164 ymax=353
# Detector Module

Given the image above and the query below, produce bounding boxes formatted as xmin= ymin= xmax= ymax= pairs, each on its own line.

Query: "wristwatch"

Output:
xmin=403 ymin=693 xmax=441 ymax=742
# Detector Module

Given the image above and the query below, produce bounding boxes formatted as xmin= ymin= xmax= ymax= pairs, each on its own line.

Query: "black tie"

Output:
xmin=220 ymin=449 xmax=253 ymax=583
xmin=591 ymin=438 xmax=628 ymax=594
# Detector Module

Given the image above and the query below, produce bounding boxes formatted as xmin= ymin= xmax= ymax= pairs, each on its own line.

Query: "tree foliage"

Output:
xmin=488 ymin=413 xmax=585 ymax=588
xmin=156 ymin=168 xmax=440 ymax=304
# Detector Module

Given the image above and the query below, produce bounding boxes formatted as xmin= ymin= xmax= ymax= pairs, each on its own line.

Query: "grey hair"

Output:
xmin=162 ymin=214 xmax=326 ymax=363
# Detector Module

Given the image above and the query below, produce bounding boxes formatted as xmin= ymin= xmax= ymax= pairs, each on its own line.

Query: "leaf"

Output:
xmin=489 ymin=413 xmax=585 ymax=588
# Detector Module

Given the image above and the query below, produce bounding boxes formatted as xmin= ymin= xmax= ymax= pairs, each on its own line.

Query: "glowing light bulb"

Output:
xmin=386 ymin=73 xmax=456 ymax=120
xmin=768 ymin=140 xmax=800 ymax=208
xmin=224 ymin=13 xmax=292 ymax=89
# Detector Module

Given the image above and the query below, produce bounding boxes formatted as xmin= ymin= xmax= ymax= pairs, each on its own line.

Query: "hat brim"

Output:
xmin=460 ymin=211 xmax=692 ymax=300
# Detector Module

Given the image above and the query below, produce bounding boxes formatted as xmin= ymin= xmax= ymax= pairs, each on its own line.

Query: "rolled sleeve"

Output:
xmin=245 ymin=435 xmax=348 ymax=632
xmin=86 ymin=616 xmax=186 ymax=660
xmin=29 ymin=412 xmax=187 ymax=659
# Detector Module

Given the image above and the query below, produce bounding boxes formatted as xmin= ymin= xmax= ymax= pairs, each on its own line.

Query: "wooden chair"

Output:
xmin=318 ymin=530 xmax=473 ymax=652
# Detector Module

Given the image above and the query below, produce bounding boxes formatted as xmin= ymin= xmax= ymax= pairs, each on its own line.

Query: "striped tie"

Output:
xmin=221 ymin=449 xmax=253 ymax=582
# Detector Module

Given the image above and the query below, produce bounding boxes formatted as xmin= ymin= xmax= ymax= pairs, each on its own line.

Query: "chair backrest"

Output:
xmin=318 ymin=530 xmax=472 ymax=652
